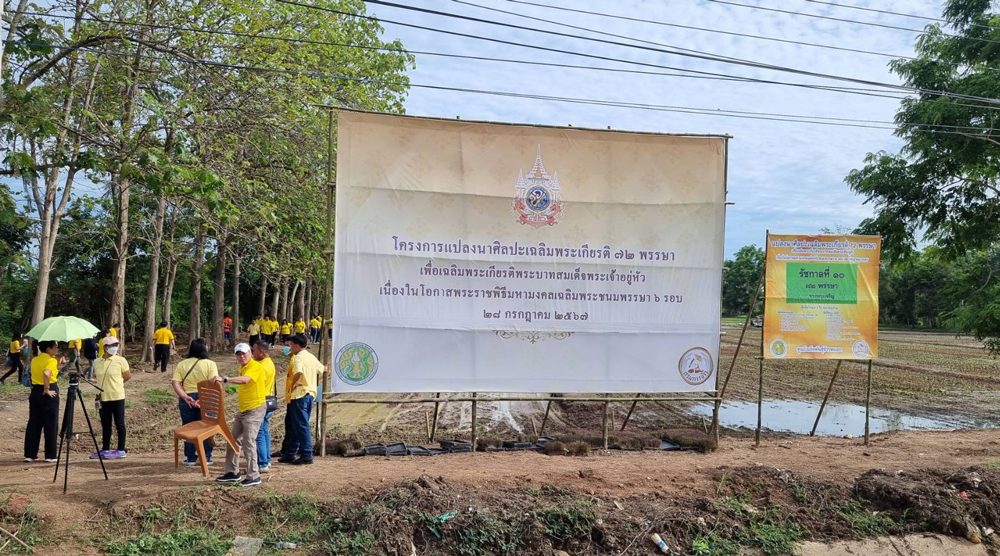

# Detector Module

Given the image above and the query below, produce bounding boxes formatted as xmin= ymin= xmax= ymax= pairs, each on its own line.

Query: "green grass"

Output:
xmin=836 ymin=501 xmax=898 ymax=537
xmin=455 ymin=511 xmax=522 ymax=555
xmin=0 ymin=381 xmax=27 ymax=395
xmin=322 ymin=531 xmax=375 ymax=556
xmin=104 ymin=528 xmax=231 ymax=556
xmin=735 ymin=513 xmax=804 ymax=556
xmin=0 ymin=494 xmax=46 ymax=554
xmin=986 ymin=460 xmax=1000 ymax=470
xmin=691 ymin=533 xmax=741 ymax=556
xmin=142 ymin=387 xmax=175 ymax=405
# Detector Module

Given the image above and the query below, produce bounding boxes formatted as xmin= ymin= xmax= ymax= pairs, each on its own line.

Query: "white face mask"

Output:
xmin=106 ymin=346 xmax=119 ymax=355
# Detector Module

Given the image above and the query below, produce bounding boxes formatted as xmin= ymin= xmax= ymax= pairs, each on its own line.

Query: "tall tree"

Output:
xmin=722 ymin=245 xmax=764 ymax=317
xmin=845 ymin=0 xmax=1000 ymax=349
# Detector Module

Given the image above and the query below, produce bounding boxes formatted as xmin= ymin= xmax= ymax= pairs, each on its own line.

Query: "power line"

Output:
xmin=798 ymin=0 xmax=982 ymax=28
xmin=341 ymin=0 xmax=1000 ymax=106
xmin=704 ymin=0 xmax=1000 ymax=45
xmin=15 ymin=8 xmax=1000 ymax=117
xmin=505 ymin=0 xmax=914 ymax=62
xmin=11 ymin=8 xmax=913 ymax=103
xmin=5 ymin=37 xmax=999 ymax=138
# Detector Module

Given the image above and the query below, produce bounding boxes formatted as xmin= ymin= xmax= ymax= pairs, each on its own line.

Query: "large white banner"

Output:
xmin=332 ymin=111 xmax=727 ymax=393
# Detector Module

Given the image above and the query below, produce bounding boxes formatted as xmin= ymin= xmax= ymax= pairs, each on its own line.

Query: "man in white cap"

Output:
xmin=212 ymin=342 xmax=266 ymax=487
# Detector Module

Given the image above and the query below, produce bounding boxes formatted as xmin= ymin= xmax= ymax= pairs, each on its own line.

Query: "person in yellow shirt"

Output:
xmin=269 ymin=317 xmax=279 ymax=343
xmin=1 ymin=333 xmax=25 ymax=384
xmin=261 ymin=314 xmax=275 ymax=345
xmin=92 ymin=336 xmax=131 ymax=459
xmin=251 ymin=341 xmax=276 ymax=472
xmin=276 ymin=334 xmax=323 ymax=465
xmin=109 ymin=324 xmax=119 ymax=339
xmin=24 ymin=340 xmax=66 ymax=462
xmin=308 ymin=316 xmax=320 ymax=343
xmin=280 ymin=320 xmax=291 ymax=342
xmin=213 ymin=343 xmax=266 ymax=487
xmin=153 ymin=321 xmax=177 ymax=373
xmin=247 ymin=317 xmax=261 ymax=346
xmin=294 ymin=317 xmax=306 ymax=336
xmin=170 ymin=339 xmax=220 ymax=465
xmin=327 ymin=318 xmax=333 ymax=340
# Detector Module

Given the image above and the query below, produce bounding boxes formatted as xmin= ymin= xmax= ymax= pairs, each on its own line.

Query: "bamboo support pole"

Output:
xmin=810 ymin=360 xmax=843 ymax=436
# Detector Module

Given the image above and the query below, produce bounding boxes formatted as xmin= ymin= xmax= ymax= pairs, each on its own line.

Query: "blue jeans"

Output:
xmin=178 ymin=393 xmax=213 ymax=461
xmin=256 ymin=410 xmax=273 ymax=467
xmin=281 ymin=395 xmax=313 ymax=459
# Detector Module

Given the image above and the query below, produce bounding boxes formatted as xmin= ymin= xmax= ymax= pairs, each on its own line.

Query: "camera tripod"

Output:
xmin=53 ymin=372 xmax=108 ymax=494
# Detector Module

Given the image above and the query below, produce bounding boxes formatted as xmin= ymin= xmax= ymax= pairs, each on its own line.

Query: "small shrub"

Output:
xmin=566 ymin=441 xmax=591 ymax=456
xmin=541 ymin=441 xmax=565 ymax=455
xmin=456 ymin=511 xmax=522 ymax=555
xmin=323 ymin=531 xmax=375 ymax=556
xmin=735 ymin=513 xmax=803 ymax=556
xmin=691 ymin=533 xmax=740 ymax=556
xmin=142 ymin=387 xmax=175 ymax=405
xmin=537 ymin=501 xmax=596 ymax=541
xmin=792 ymin=482 xmax=810 ymax=504
xmin=642 ymin=437 xmax=663 ymax=449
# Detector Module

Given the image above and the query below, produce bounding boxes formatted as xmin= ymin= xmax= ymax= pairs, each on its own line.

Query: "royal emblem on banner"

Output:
xmin=511 ymin=145 xmax=565 ymax=228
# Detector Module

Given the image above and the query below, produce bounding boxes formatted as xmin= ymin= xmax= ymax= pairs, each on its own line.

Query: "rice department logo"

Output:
xmin=678 ymin=347 xmax=714 ymax=386
xmin=852 ymin=340 xmax=870 ymax=358
xmin=511 ymin=145 xmax=565 ymax=228
xmin=769 ymin=339 xmax=788 ymax=358
xmin=335 ymin=342 xmax=379 ymax=386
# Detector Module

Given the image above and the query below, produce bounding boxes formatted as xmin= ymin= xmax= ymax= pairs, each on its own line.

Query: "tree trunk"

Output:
xmin=270 ymin=278 xmax=280 ymax=318
xmin=210 ymin=234 xmax=227 ymax=351
xmin=280 ymin=279 xmax=290 ymax=321
xmin=297 ymin=279 xmax=307 ymax=323
xmin=287 ymin=280 xmax=300 ymax=322
xmin=232 ymin=256 xmax=241 ymax=344
xmin=305 ymin=278 xmax=313 ymax=321
xmin=258 ymin=278 xmax=267 ymax=318
xmin=140 ymin=195 xmax=166 ymax=362
xmin=189 ymin=221 xmax=206 ymax=338
xmin=162 ymin=256 xmax=177 ymax=327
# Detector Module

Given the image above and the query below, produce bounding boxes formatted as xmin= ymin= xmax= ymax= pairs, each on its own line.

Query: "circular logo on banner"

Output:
xmin=852 ymin=340 xmax=870 ymax=358
xmin=769 ymin=339 xmax=788 ymax=359
xmin=678 ymin=347 xmax=714 ymax=385
xmin=335 ymin=343 xmax=379 ymax=386
xmin=526 ymin=185 xmax=551 ymax=211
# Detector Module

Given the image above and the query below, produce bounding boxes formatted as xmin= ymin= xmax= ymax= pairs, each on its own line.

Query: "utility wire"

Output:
xmin=20 ymin=5 xmax=1000 ymax=110
xmin=10 ymin=8 xmax=913 ymax=103
xmin=798 ymin=0 xmax=991 ymax=30
xmin=341 ymin=0 xmax=1000 ymax=105
xmin=4 ymin=37 xmax=999 ymax=138
xmin=15 ymin=8 xmax=1000 ymax=116
xmin=704 ymin=0 xmax=1000 ymax=45
xmin=505 ymin=0 xmax=915 ymax=62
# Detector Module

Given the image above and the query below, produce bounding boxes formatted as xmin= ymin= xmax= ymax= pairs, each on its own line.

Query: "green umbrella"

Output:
xmin=25 ymin=316 xmax=100 ymax=342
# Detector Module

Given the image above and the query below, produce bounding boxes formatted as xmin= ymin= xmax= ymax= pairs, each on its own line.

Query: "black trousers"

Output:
xmin=99 ymin=399 xmax=126 ymax=452
xmin=1 ymin=354 xmax=24 ymax=382
xmin=154 ymin=344 xmax=170 ymax=373
xmin=249 ymin=334 xmax=259 ymax=346
xmin=24 ymin=385 xmax=59 ymax=460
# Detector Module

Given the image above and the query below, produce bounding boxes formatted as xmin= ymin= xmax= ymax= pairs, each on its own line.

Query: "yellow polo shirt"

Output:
xmin=154 ymin=327 xmax=174 ymax=345
xmin=236 ymin=359 xmax=266 ymax=412
xmin=30 ymin=353 xmax=59 ymax=385
xmin=94 ymin=355 xmax=129 ymax=401
xmin=109 ymin=328 xmax=118 ymax=338
xmin=9 ymin=340 xmax=20 ymax=354
xmin=248 ymin=322 xmax=260 ymax=336
xmin=288 ymin=349 xmax=323 ymax=400
xmin=270 ymin=320 xmax=279 ymax=333
xmin=294 ymin=320 xmax=306 ymax=333
xmin=259 ymin=357 xmax=276 ymax=398
xmin=68 ymin=339 xmax=81 ymax=350
xmin=172 ymin=358 xmax=220 ymax=394
xmin=280 ymin=323 xmax=291 ymax=335
xmin=310 ymin=318 xmax=321 ymax=329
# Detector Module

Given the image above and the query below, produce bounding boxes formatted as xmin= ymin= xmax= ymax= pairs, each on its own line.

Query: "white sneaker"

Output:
xmin=23 ymin=457 xmax=36 ymax=462
xmin=43 ymin=459 xmax=57 ymax=463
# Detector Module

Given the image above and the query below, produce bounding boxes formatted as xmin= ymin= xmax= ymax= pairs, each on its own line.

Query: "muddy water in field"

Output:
xmin=688 ymin=399 xmax=1000 ymax=436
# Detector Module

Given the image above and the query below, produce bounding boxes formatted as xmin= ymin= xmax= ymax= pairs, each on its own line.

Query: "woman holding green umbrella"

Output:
xmin=22 ymin=316 xmax=100 ymax=462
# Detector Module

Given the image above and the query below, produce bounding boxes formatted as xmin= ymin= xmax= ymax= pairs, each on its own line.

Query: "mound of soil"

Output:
xmin=855 ymin=466 xmax=1000 ymax=541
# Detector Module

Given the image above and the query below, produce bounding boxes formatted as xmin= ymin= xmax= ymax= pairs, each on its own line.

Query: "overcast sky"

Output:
xmin=363 ymin=0 xmax=945 ymax=257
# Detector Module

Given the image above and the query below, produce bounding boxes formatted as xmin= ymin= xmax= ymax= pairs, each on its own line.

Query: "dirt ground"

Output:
xmin=0 ymin=331 xmax=997 ymax=554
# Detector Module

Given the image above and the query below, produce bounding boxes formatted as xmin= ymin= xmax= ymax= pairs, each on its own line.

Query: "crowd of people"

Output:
xmin=4 ymin=316 xmax=327 ymax=486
